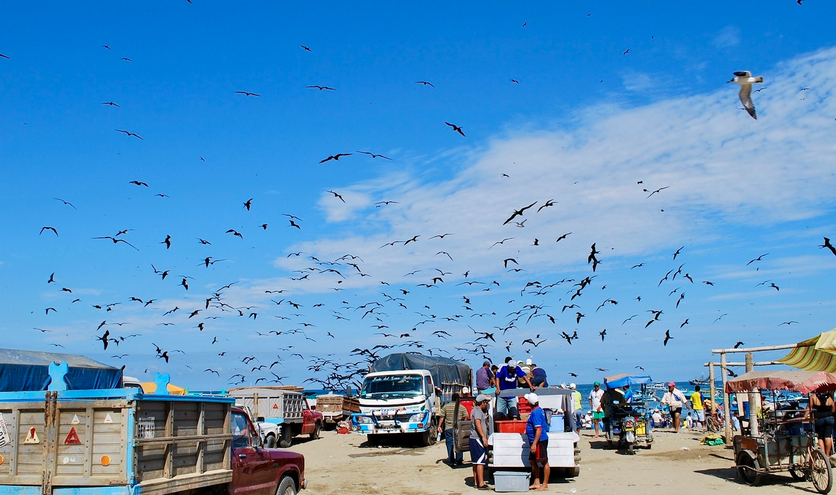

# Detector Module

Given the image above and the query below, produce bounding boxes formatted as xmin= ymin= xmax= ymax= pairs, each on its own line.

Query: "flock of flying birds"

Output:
xmin=7 ymin=4 xmax=835 ymax=390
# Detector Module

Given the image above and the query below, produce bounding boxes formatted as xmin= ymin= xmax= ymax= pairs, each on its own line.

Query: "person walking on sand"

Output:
xmin=661 ymin=382 xmax=689 ymax=432
xmin=524 ymin=393 xmax=550 ymax=491
xmin=438 ymin=392 xmax=468 ymax=466
xmin=690 ymin=385 xmax=705 ymax=430
xmin=588 ymin=381 xmax=605 ymax=437
xmin=469 ymin=394 xmax=492 ymax=490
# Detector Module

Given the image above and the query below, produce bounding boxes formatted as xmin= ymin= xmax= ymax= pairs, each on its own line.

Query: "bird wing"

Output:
xmin=738 ymin=84 xmax=757 ymax=119
xmin=733 ymin=71 xmax=752 ymax=77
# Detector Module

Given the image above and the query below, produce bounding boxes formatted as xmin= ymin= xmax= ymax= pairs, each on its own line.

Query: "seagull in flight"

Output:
xmin=445 ymin=122 xmax=465 ymax=136
xmin=116 ymin=129 xmax=143 ymax=140
xmin=235 ymin=91 xmax=261 ymax=97
xmin=728 ymin=71 xmax=764 ymax=120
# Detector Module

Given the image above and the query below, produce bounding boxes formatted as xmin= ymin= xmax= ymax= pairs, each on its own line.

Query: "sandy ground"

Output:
xmin=285 ymin=426 xmax=821 ymax=495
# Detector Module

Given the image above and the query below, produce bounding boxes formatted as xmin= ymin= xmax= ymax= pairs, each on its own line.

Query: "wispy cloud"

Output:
xmin=712 ymin=26 xmax=741 ymax=48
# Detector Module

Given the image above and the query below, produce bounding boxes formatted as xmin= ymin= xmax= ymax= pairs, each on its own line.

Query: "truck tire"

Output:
xmin=421 ymin=419 xmax=437 ymax=447
xmin=265 ymin=433 xmax=277 ymax=449
xmin=276 ymin=475 xmax=297 ymax=495
xmin=278 ymin=426 xmax=293 ymax=448
xmin=310 ymin=422 xmax=321 ymax=440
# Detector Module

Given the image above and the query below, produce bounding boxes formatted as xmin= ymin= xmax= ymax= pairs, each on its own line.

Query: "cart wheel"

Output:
xmin=809 ymin=447 xmax=833 ymax=494
xmin=736 ymin=450 xmax=762 ymax=486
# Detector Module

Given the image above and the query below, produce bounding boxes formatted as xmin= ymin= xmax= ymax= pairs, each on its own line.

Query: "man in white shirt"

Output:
xmin=661 ymin=382 xmax=689 ymax=432
xmin=588 ymin=381 xmax=605 ymax=438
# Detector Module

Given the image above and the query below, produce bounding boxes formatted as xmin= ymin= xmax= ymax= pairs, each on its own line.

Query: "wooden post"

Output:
xmin=721 ymin=352 xmax=732 ymax=443
xmin=708 ymin=362 xmax=716 ymax=419
xmin=746 ymin=352 xmax=758 ymax=436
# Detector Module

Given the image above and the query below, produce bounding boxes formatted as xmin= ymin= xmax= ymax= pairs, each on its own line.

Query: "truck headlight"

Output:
xmin=408 ymin=412 xmax=427 ymax=423
xmin=354 ymin=415 xmax=373 ymax=425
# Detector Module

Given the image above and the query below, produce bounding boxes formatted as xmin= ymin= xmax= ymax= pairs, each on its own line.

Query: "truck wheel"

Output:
xmin=310 ymin=422 xmax=321 ymax=440
xmin=265 ymin=433 xmax=277 ymax=449
xmin=278 ymin=427 xmax=292 ymax=448
xmin=421 ymin=419 xmax=437 ymax=446
xmin=275 ymin=475 xmax=297 ymax=495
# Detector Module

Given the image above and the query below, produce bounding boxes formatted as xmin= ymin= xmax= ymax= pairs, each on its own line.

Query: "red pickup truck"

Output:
xmin=231 ymin=406 xmax=307 ymax=495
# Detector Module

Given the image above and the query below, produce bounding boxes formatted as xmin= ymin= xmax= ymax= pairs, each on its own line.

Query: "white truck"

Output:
xmin=229 ymin=387 xmax=323 ymax=448
xmin=351 ymin=353 xmax=471 ymax=446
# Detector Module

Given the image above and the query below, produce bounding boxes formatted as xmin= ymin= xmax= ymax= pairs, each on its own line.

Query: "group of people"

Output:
xmin=467 ymin=357 xmax=552 ymax=490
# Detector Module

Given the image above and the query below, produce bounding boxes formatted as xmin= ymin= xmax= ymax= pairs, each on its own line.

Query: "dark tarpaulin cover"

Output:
xmin=0 ymin=348 xmax=123 ymax=392
xmin=370 ymin=353 xmax=471 ymax=387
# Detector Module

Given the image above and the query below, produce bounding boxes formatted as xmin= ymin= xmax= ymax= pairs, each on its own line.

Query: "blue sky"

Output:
xmin=2 ymin=2 xmax=836 ymax=391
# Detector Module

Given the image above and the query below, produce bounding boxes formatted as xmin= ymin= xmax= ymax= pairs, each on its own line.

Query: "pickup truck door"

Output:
xmin=231 ymin=412 xmax=276 ymax=495
xmin=301 ymin=408 xmax=314 ymax=435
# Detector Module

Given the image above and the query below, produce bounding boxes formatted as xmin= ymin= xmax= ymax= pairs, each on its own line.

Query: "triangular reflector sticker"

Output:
xmin=64 ymin=427 xmax=81 ymax=445
xmin=24 ymin=428 xmax=40 ymax=444
xmin=104 ymin=413 xmax=113 ymax=424
xmin=71 ymin=414 xmax=80 ymax=425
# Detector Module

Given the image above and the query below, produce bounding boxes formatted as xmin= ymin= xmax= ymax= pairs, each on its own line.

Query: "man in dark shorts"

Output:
xmin=469 ymin=394 xmax=492 ymax=490
xmin=525 ymin=393 xmax=550 ymax=491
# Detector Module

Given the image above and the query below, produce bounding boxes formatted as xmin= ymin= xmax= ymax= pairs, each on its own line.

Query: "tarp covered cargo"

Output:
xmin=603 ymin=374 xmax=653 ymax=389
xmin=0 ymin=348 xmax=123 ymax=391
xmin=725 ymin=370 xmax=836 ymax=394
xmin=369 ymin=353 xmax=471 ymax=388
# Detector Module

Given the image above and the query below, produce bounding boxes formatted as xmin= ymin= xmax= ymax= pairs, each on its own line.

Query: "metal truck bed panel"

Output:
xmin=0 ymin=390 xmax=233 ymax=495
xmin=229 ymin=390 xmax=304 ymax=422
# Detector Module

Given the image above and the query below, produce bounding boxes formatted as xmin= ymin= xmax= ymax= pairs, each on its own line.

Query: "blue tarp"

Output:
xmin=0 ymin=348 xmax=123 ymax=392
xmin=604 ymin=374 xmax=653 ymax=389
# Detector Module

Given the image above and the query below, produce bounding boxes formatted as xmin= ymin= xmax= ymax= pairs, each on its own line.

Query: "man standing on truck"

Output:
xmin=470 ymin=394 xmax=492 ymax=490
xmin=475 ymin=360 xmax=495 ymax=394
xmin=438 ymin=392 xmax=468 ymax=466
xmin=525 ymin=393 xmax=550 ymax=491
xmin=494 ymin=359 xmax=534 ymax=419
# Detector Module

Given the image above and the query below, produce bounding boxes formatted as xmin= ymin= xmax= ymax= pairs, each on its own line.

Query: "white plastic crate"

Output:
xmin=493 ymin=471 xmax=531 ymax=492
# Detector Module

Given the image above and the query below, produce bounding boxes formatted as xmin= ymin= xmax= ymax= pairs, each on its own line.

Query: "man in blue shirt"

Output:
xmin=525 ymin=393 xmax=550 ymax=491
xmin=494 ymin=359 xmax=534 ymax=419
xmin=529 ymin=361 xmax=548 ymax=388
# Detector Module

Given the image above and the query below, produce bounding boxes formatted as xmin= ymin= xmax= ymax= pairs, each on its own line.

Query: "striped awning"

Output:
xmin=777 ymin=328 xmax=836 ymax=371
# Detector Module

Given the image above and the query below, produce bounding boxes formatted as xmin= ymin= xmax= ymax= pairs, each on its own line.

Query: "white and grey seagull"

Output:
xmin=728 ymin=70 xmax=764 ymax=120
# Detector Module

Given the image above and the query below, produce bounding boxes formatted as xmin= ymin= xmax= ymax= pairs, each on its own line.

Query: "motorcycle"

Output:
xmin=603 ymin=374 xmax=654 ymax=455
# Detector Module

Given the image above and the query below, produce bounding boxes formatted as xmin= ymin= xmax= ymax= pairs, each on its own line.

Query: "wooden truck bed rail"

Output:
xmin=0 ymin=389 xmax=233 ymax=495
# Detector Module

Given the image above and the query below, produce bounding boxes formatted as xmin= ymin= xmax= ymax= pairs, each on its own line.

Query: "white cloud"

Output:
xmin=274 ymin=47 xmax=836 ymax=288
xmin=712 ymin=26 xmax=741 ymax=48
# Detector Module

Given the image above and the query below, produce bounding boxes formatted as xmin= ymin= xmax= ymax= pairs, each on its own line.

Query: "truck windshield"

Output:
xmin=361 ymin=375 xmax=424 ymax=398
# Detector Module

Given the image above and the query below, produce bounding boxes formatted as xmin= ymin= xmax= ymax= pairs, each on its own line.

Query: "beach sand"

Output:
xmin=285 ymin=426 xmax=807 ymax=495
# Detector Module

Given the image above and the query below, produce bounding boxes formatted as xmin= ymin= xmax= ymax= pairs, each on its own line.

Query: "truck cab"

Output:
xmin=230 ymin=407 xmax=306 ymax=495
xmin=352 ymin=370 xmax=439 ymax=446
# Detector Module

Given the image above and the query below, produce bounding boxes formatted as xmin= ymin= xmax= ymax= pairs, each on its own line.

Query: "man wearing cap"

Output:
xmin=494 ymin=359 xmax=535 ymax=419
xmin=469 ymin=394 xmax=493 ymax=490
xmin=438 ymin=393 xmax=468 ymax=466
xmin=524 ymin=393 xmax=550 ymax=491
xmin=588 ymin=381 xmax=605 ymax=437
xmin=570 ymin=384 xmax=583 ymax=433
xmin=661 ymin=382 xmax=689 ymax=432
xmin=475 ymin=360 xmax=495 ymax=394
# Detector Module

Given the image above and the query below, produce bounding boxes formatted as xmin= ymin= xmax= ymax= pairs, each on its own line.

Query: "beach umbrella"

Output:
xmin=777 ymin=327 xmax=836 ymax=372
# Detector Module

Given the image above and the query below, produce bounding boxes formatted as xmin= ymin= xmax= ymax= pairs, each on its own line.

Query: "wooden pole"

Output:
xmin=708 ymin=362 xmax=716 ymax=420
xmin=746 ymin=352 xmax=758 ymax=436
xmin=721 ymin=352 xmax=732 ymax=443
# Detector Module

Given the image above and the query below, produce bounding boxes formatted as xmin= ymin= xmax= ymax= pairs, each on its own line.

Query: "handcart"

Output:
xmin=727 ymin=370 xmax=834 ymax=493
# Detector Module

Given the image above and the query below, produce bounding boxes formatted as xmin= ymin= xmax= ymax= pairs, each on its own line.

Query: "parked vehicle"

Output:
xmin=0 ymin=358 xmax=306 ymax=495
xmin=351 ymin=353 xmax=471 ymax=446
xmin=486 ymin=388 xmax=581 ymax=478
xmin=603 ymin=374 xmax=654 ymax=455
xmin=316 ymin=393 xmax=360 ymax=428
xmin=229 ymin=386 xmax=323 ymax=448
xmin=728 ymin=370 xmax=833 ymax=494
